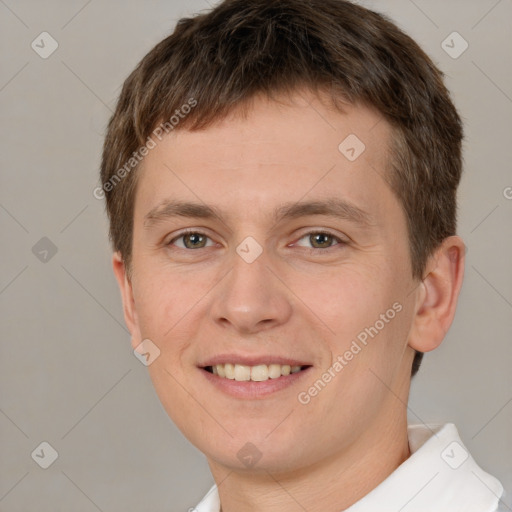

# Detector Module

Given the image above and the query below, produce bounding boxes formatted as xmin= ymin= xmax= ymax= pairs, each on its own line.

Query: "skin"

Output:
xmin=113 ymin=90 xmax=465 ymax=512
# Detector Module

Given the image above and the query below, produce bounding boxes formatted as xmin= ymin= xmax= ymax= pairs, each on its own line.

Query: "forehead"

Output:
xmin=133 ymin=91 xmax=398 ymax=227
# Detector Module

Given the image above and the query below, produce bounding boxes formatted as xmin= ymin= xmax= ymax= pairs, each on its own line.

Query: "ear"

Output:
xmin=112 ymin=252 xmax=142 ymax=349
xmin=408 ymin=236 xmax=465 ymax=353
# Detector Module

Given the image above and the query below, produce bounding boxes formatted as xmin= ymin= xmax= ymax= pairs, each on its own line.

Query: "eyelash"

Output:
xmin=167 ymin=229 xmax=347 ymax=253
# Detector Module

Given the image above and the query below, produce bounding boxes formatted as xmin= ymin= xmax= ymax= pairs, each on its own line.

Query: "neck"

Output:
xmin=209 ymin=409 xmax=411 ymax=512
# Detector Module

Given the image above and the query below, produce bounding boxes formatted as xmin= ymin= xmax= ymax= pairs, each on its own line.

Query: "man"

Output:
xmin=99 ymin=0 xmax=505 ymax=510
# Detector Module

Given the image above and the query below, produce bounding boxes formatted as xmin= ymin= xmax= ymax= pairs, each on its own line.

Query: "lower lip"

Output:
xmin=200 ymin=367 xmax=312 ymax=399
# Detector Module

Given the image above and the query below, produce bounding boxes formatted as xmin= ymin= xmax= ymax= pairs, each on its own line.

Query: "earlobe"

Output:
xmin=408 ymin=236 xmax=465 ymax=353
xmin=112 ymin=252 xmax=142 ymax=347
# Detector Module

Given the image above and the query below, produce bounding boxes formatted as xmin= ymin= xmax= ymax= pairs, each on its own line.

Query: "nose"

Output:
xmin=210 ymin=248 xmax=293 ymax=335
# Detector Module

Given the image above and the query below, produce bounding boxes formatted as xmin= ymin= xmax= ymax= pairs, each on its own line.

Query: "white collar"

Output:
xmin=193 ymin=423 xmax=504 ymax=512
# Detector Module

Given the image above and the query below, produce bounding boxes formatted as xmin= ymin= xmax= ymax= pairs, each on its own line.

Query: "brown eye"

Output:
xmin=169 ymin=231 xmax=214 ymax=249
xmin=309 ymin=232 xmax=335 ymax=249
xmin=183 ymin=233 xmax=207 ymax=249
xmin=294 ymin=231 xmax=344 ymax=250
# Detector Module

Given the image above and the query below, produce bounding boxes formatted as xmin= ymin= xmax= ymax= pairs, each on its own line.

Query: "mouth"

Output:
xmin=203 ymin=363 xmax=311 ymax=382
xmin=199 ymin=360 xmax=313 ymax=399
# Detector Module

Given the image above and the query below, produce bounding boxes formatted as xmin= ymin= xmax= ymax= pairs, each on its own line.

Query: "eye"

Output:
xmin=294 ymin=230 xmax=345 ymax=250
xmin=168 ymin=230 xmax=215 ymax=250
xmin=167 ymin=229 xmax=346 ymax=252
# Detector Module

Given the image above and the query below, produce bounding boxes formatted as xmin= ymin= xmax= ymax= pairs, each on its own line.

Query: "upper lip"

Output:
xmin=199 ymin=354 xmax=311 ymax=367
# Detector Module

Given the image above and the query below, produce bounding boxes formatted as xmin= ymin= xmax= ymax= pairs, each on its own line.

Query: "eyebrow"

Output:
xmin=143 ymin=197 xmax=375 ymax=229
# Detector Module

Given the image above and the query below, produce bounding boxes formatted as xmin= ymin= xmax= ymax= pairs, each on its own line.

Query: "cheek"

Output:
xmin=305 ymin=262 xmax=412 ymax=374
xmin=131 ymin=272 xmax=200 ymax=373
xmin=298 ymin=264 xmax=398 ymax=334
xmin=133 ymin=267 xmax=200 ymax=335
xmin=134 ymin=272 xmax=203 ymax=427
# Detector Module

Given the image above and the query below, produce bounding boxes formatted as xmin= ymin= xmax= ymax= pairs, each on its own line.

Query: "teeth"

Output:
xmin=234 ymin=364 xmax=251 ymax=381
xmin=224 ymin=363 xmax=235 ymax=379
xmin=209 ymin=363 xmax=304 ymax=381
xmin=268 ymin=364 xmax=282 ymax=379
xmin=251 ymin=365 xmax=268 ymax=381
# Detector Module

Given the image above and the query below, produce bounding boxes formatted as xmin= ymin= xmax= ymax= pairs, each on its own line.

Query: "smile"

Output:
xmin=205 ymin=363 xmax=307 ymax=381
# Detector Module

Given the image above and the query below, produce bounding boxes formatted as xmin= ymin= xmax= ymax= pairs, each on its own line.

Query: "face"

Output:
xmin=117 ymin=91 xmax=424 ymax=473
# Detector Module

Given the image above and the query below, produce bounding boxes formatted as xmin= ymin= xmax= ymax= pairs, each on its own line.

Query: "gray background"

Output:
xmin=0 ymin=0 xmax=511 ymax=511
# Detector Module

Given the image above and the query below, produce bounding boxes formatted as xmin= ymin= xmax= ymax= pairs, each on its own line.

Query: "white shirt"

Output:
xmin=192 ymin=423 xmax=505 ymax=512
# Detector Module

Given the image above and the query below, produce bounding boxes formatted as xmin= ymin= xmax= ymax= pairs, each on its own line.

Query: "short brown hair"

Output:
xmin=100 ymin=0 xmax=463 ymax=377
